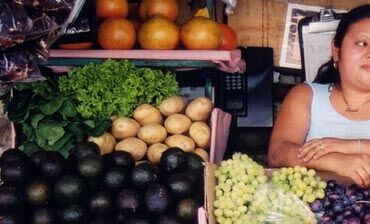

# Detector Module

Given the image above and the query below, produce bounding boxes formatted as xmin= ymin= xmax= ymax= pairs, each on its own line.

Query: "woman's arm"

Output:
xmin=268 ymin=83 xmax=312 ymax=167
xmin=298 ymin=138 xmax=370 ymax=162
xmin=268 ymin=84 xmax=370 ymax=186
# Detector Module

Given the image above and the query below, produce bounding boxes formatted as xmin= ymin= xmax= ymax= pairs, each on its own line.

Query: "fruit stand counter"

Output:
xmin=39 ymin=49 xmax=245 ymax=71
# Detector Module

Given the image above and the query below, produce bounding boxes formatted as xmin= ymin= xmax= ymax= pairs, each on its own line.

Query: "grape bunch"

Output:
xmin=310 ymin=180 xmax=370 ymax=224
xmin=245 ymin=183 xmax=317 ymax=224
xmin=271 ymin=166 xmax=327 ymax=203
xmin=213 ymin=153 xmax=267 ymax=224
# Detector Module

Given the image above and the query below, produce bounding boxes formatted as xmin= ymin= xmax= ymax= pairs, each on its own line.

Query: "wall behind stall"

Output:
xmin=228 ymin=0 xmax=369 ymax=66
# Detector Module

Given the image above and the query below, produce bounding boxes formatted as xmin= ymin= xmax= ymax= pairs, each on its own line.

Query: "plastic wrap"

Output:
xmin=0 ymin=0 xmax=84 ymax=96
xmin=219 ymin=0 xmax=237 ymax=15
xmin=245 ymin=183 xmax=317 ymax=224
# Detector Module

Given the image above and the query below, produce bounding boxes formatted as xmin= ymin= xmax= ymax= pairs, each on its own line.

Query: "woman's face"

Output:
xmin=332 ymin=18 xmax=370 ymax=90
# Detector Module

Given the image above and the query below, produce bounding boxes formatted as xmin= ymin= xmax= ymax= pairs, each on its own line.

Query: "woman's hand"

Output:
xmin=333 ymin=154 xmax=370 ymax=187
xmin=298 ymin=138 xmax=350 ymax=162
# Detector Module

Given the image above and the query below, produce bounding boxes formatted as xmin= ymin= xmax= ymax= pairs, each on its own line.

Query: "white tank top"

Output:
xmin=306 ymin=83 xmax=370 ymax=141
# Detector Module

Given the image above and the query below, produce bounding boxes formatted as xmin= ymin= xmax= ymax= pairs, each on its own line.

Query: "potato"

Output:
xmin=147 ymin=143 xmax=169 ymax=164
xmin=185 ymin=96 xmax=213 ymax=121
xmin=164 ymin=114 xmax=192 ymax=134
xmin=111 ymin=117 xmax=140 ymax=140
xmin=159 ymin=96 xmax=186 ymax=116
xmin=189 ymin=121 xmax=211 ymax=148
xmin=165 ymin=134 xmax=195 ymax=152
xmin=194 ymin=148 xmax=209 ymax=162
xmin=137 ymin=124 xmax=167 ymax=145
xmin=115 ymin=137 xmax=148 ymax=161
xmin=133 ymin=104 xmax=163 ymax=126
xmin=88 ymin=132 xmax=116 ymax=155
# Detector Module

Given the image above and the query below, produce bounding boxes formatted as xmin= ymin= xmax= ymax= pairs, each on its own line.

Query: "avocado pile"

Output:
xmin=0 ymin=142 xmax=204 ymax=224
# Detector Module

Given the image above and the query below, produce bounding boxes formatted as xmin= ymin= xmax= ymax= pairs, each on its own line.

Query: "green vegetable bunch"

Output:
xmin=3 ymin=76 xmax=111 ymax=157
xmin=58 ymin=60 xmax=179 ymax=119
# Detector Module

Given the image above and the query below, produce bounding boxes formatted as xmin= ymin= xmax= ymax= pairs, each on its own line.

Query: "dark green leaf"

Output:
xmin=83 ymin=120 xmax=95 ymax=128
xmin=46 ymin=134 xmax=72 ymax=152
xmin=19 ymin=142 xmax=42 ymax=156
xmin=59 ymin=99 xmax=77 ymax=118
xmin=37 ymin=120 xmax=65 ymax=146
xmin=31 ymin=114 xmax=46 ymax=129
xmin=39 ymin=96 xmax=65 ymax=115
xmin=87 ymin=119 xmax=112 ymax=137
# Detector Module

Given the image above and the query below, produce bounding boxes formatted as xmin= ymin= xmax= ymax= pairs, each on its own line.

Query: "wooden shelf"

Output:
xmin=39 ymin=49 xmax=242 ymax=68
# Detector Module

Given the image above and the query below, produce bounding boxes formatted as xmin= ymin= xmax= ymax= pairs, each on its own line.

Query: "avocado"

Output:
xmin=54 ymin=175 xmax=84 ymax=205
xmin=30 ymin=208 xmax=55 ymax=224
xmin=130 ymin=162 xmax=160 ymax=191
xmin=77 ymin=154 xmax=103 ymax=179
xmin=185 ymin=153 xmax=204 ymax=174
xmin=103 ymin=167 xmax=127 ymax=193
xmin=160 ymin=147 xmax=186 ymax=173
xmin=0 ymin=160 xmax=30 ymax=187
xmin=87 ymin=191 xmax=112 ymax=217
xmin=25 ymin=179 xmax=50 ymax=206
xmin=116 ymin=189 xmax=141 ymax=214
xmin=58 ymin=204 xmax=86 ymax=224
xmin=144 ymin=183 xmax=172 ymax=215
xmin=104 ymin=151 xmax=135 ymax=172
xmin=166 ymin=173 xmax=194 ymax=198
xmin=68 ymin=141 xmax=100 ymax=164
xmin=124 ymin=215 xmax=152 ymax=224
xmin=0 ymin=214 xmax=23 ymax=224
xmin=176 ymin=198 xmax=199 ymax=223
xmin=0 ymin=186 xmax=22 ymax=212
xmin=89 ymin=218 xmax=113 ymax=224
xmin=156 ymin=214 xmax=182 ymax=224
xmin=39 ymin=151 xmax=66 ymax=180
xmin=0 ymin=148 xmax=27 ymax=165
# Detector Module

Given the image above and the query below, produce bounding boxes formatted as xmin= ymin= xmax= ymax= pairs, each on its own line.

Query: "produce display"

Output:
xmin=0 ymin=144 xmax=205 ymax=223
xmin=89 ymin=95 xmax=213 ymax=164
xmin=311 ymin=180 xmax=370 ymax=223
xmin=213 ymin=153 xmax=370 ymax=224
xmin=271 ymin=166 xmax=327 ymax=203
xmin=93 ymin=0 xmax=237 ymax=50
xmin=245 ymin=183 xmax=316 ymax=224
xmin=213 ymin=153 xmax=268 ymax=223
xmin=2 ymin=60 xmax=179 ymax=156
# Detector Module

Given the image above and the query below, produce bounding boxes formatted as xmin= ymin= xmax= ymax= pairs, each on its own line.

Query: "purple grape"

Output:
xmin=327 ymin=180 xmax=337 ymax=189
xmin=343 ymin=197 xmax=351 ymax=206
xmin=362 ymin=188 xmax=370 ymax=200
xmin=336 ymin=214 xmax=344 ymax=222
xmin=333 ymin=200 xmax=345 ymax=214
xmin=328 ymin=192 xmax=340 ymax=201
xmin=364 ymin=213 xmax=370 ymax=224
xmin=352 ymin=202 xmax=364 ymax=213
xmin=355 ymin=192 xmax=364 ymax=201
xmin=334 ymin=185 xmax=346 ymax=195
xmin=323 ymin=198 xmax=331 ymax=208
xmin=342 ymin=216 xmax=361 ymax=224
xmin=310 ymin=199 xmax=324 ymax=213
xmin=326 ymin=209 xmax=335 ymax=217
xmin=319 ymin=213 xmax=333 ymax=224
xmin=344 ymin=207 xmax=355 ymax=217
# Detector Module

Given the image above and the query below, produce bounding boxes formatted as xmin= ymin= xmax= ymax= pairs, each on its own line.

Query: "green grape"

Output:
xmin=214 ymin=153 xmax=267 ymax=224
xmin=271 ymin=165 xmax=327 ymax=205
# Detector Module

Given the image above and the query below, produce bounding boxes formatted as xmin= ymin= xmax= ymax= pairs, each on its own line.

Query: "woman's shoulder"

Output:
xmin=286 ymin=83 xmax=313 ymax=99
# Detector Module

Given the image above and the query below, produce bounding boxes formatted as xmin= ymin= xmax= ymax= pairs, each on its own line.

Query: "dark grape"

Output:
xmin=332 ymin=200 xmax=344 ymax=214
xmin=326 ymin=180 xmax=337 ymax=189
xmin=310 ymin=199 xmax=324 ymax=213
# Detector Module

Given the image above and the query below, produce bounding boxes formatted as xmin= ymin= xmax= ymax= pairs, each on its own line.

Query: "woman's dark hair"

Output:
xmin=314 ymin=4 xmax=370 ymax=84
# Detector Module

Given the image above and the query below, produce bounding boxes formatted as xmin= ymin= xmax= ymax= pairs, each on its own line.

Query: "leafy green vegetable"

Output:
xmin=58 ymin=60 xmax=179 ymax=119
xmin=4 ymin=76 xmax=111 ymax=157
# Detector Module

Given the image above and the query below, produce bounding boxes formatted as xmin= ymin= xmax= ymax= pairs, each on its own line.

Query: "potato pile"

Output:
xmin=88 ymin=96 xmax=213 ymax=164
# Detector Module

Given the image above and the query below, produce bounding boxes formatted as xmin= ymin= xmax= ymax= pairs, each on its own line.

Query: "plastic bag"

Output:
xmin=245 ymin=183 xmax=317 ymax=224
xmin=0 ymin=0 xmax=84 ymax=96
xmin=218 ymin=0 xmax=237 ymax=15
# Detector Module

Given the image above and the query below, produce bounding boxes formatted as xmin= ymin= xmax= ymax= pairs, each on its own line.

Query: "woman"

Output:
xmin=268 ymin=4 xmax=370 ymax=187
